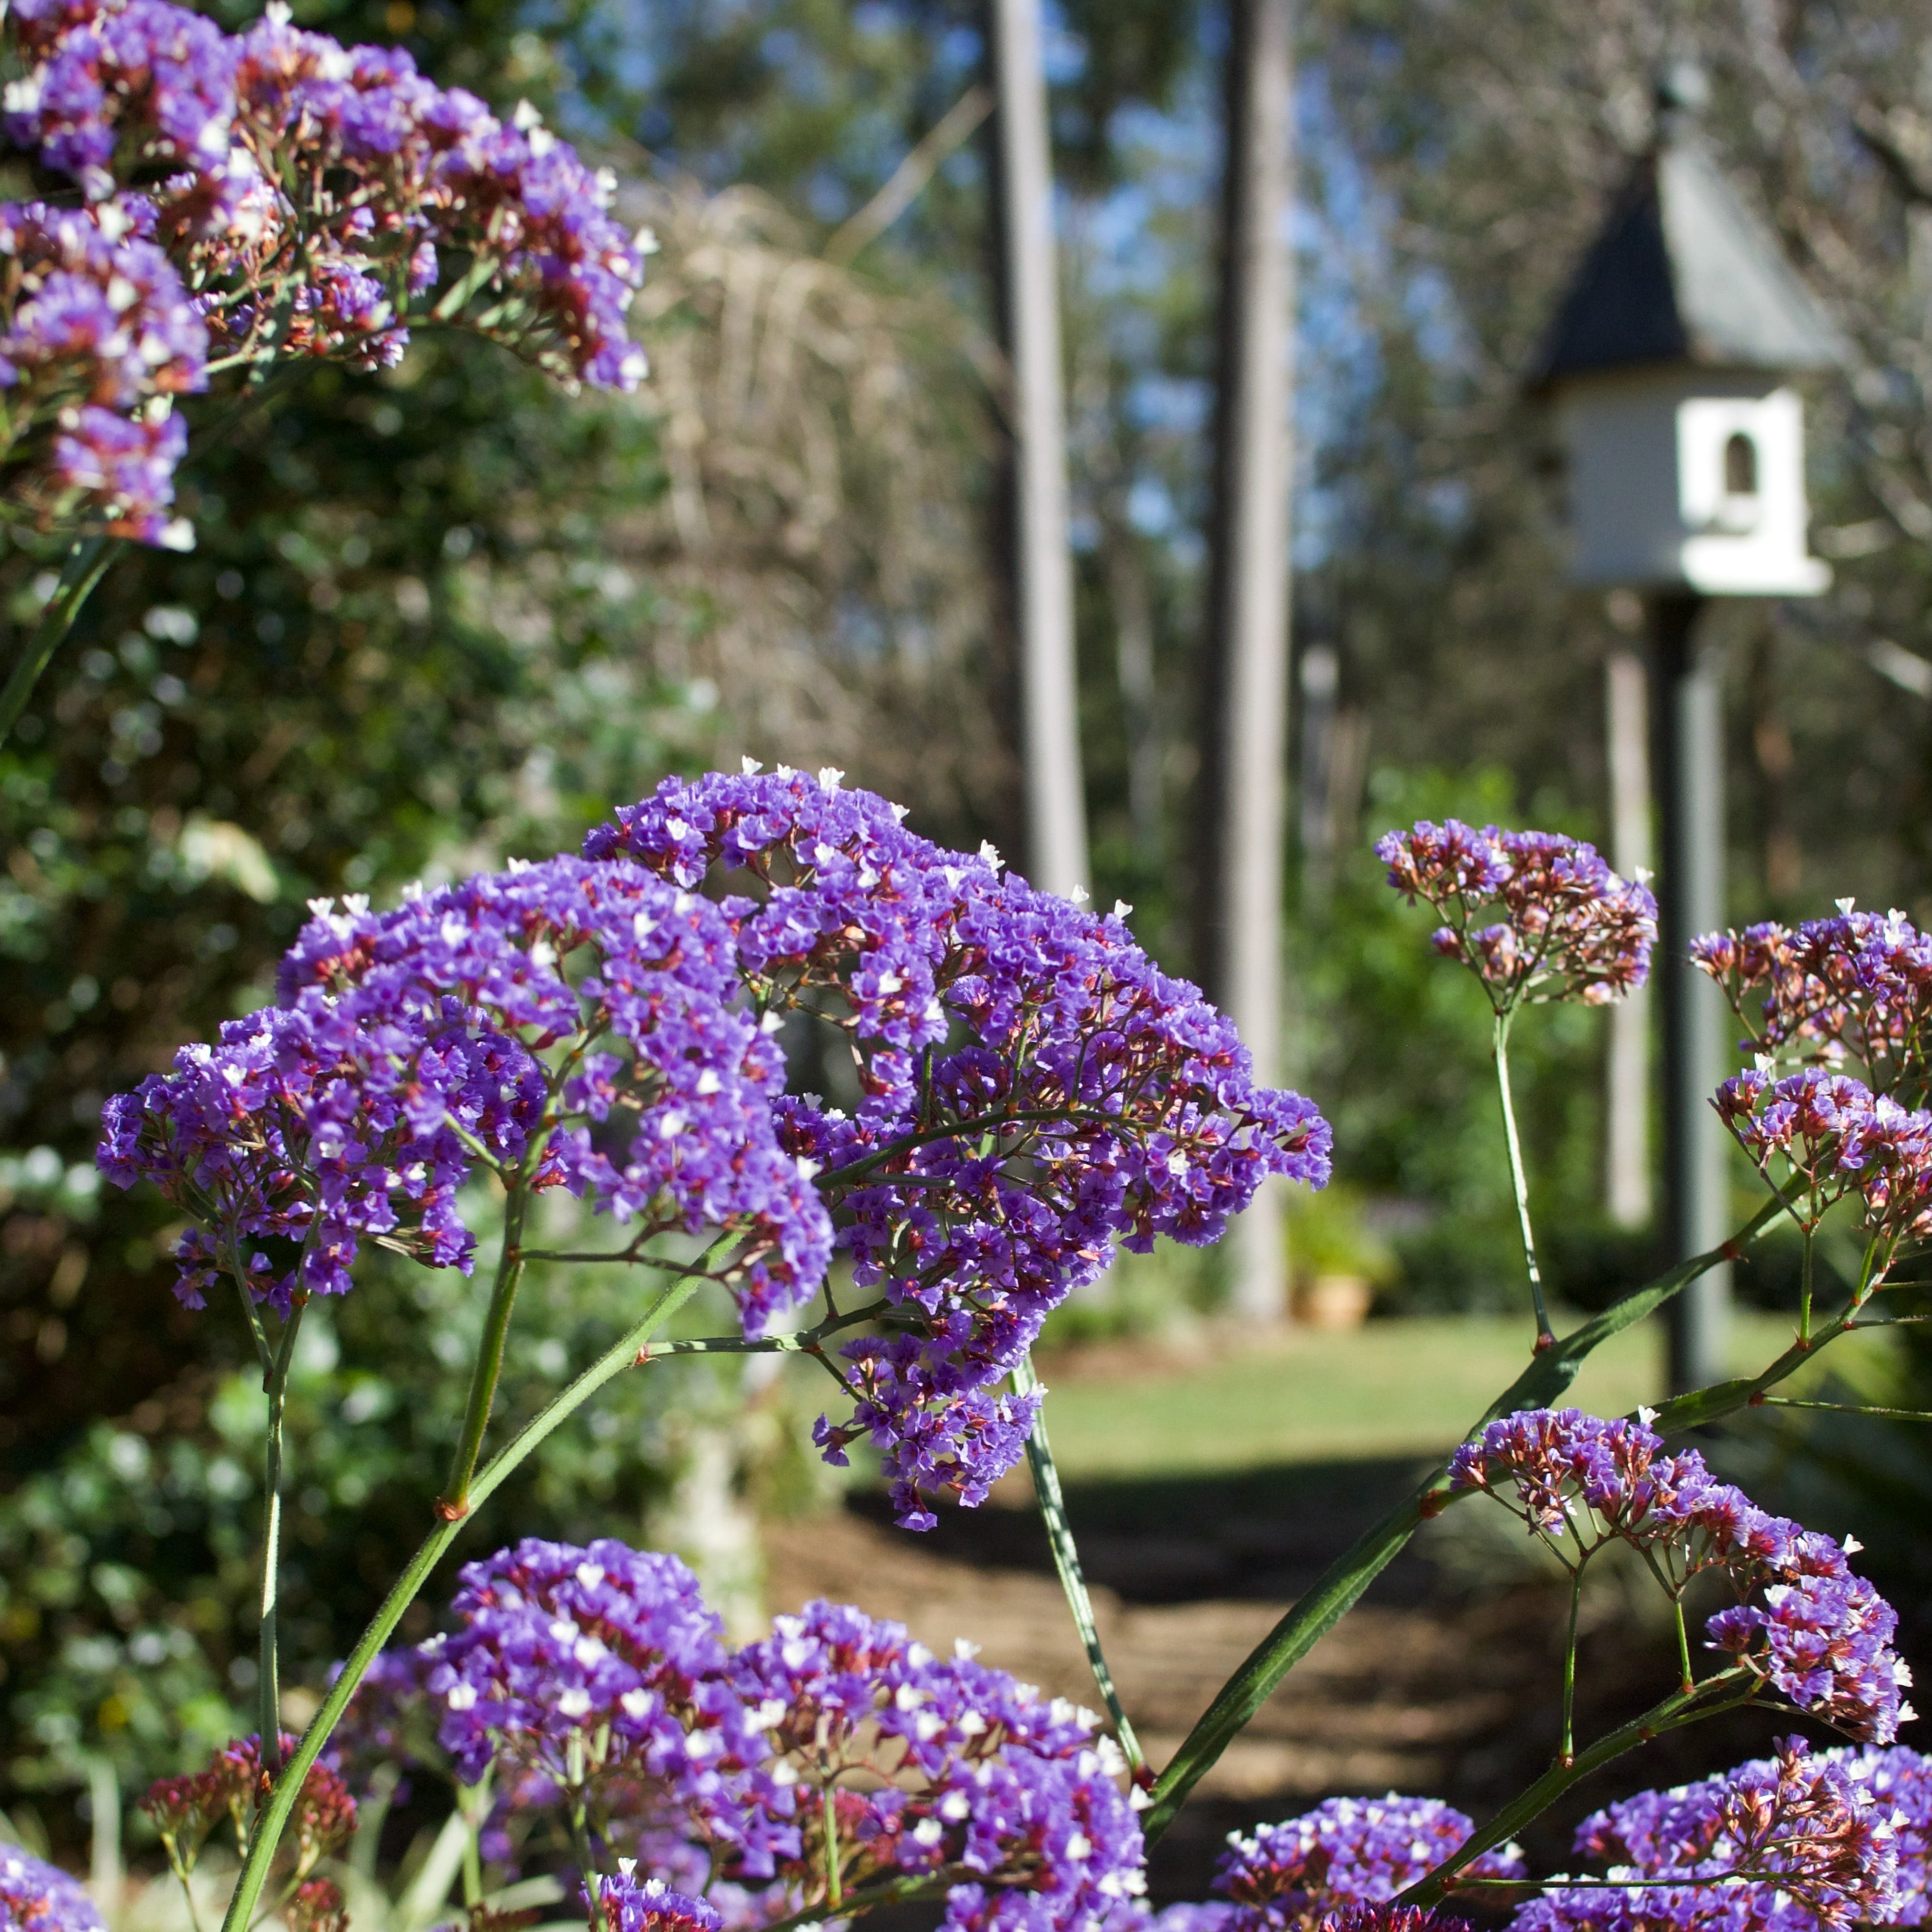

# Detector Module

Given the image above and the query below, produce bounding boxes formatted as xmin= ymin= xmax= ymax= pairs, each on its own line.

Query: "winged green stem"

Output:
xmin=1398 ymin=1670 xmax=1754 ymax=1908
xmin=1751 ymin=1396 xmax=1932 ymax=1421
xmin=1012 ymin=1353 xmax=1144 ymax=1773
xmin=217 ymin=1267 xmax=710 ymax=1932
xmin=822 ymin=1784 xmax=843 ymax=1909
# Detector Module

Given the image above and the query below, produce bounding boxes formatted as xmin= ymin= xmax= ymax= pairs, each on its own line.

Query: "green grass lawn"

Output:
xmin=1031 ymin=1311 xmax=1897 ymax=1479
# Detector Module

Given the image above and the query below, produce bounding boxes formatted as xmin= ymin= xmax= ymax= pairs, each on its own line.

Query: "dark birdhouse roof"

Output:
xmin=1530 ymin=133 xmax=1843 ymax=388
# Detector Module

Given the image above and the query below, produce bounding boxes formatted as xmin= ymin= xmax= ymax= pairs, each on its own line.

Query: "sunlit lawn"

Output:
xmin=1033 ymin=1311 xmax=1894 ymax=1479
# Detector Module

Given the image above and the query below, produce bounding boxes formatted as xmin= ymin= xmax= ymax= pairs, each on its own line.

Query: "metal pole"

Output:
xmin=1650 ymin=592 xmax=1731 ymax=1392
xmin=1201 ymin=0 xmax=1296 ymax=1323
xmin=989 ymin=0 xmax=1089 ymax=899
xmin=1604 ymin=648 xmax=1653 ymax=1229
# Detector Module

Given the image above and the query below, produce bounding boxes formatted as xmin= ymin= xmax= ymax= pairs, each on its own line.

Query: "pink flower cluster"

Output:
xmin=1376 ymin=820 xmax=1656 ymax=1011
xmin=1449 ymin=1408 xmax=1913 ymax=1744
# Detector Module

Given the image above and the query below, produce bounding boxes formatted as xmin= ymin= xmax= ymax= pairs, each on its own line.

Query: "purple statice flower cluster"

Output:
xmin=0 ymin=195 xmax=205 ymax=543
xmin=99 ymin=856 xmax=830 ymax=1321
xmin=337 ymin=1542 xmax=1145 ymax=1932
xmin=1376 ymin=821 xmax=1656 ymax=1012
xmin=1207 ymin=1795 xmax=1525 ymax=1930
xmin=422 ymin=1539 xmax=791 ymax=1879
xmin=1141 ymin=1913 xmax=1460 ymax=1932
xmin=1865 ymin=1745 xmax=1932 ymax=1922
xmin=2 ymin=0 xmax=649 ymax=390
xmin=1713 ymin=1065 xmax=1932 ymax=1247
xmin=588 ymin=765 xmax=1332 ymax=1526
xmin=588 ymin=1869 xmax=722 ymax=1932
xmin=730 ymin=1598 xmax=1147 ymax=1932
xmin=0 ymin=1848 xmax=105 ymax=1932
xmin=1449 ymin=1409 xmax=1915 ymax=1744
xmin=1691 ymin=907 xmax=1932 ymax=1099
xmin=1514 ymin=1739 xmax=1907 ymax=1932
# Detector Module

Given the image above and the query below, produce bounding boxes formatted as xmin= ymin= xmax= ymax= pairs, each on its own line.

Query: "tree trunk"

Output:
xmin=988 ymin=0 xmax=1088 ymax=898
xmin=1200 ymin=0 xmax=1296 ymax=1322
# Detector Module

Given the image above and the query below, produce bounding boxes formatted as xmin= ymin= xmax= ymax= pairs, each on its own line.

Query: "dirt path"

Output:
xmin=763 ymin=1486 xmax=1800 ymax=1906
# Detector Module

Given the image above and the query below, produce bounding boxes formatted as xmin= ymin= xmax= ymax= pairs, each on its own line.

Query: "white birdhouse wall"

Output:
xmin=1675 ymin=390 xmax=1827 ymax=595
xmin=1555 ymin=370 xmax=1829 ymax=596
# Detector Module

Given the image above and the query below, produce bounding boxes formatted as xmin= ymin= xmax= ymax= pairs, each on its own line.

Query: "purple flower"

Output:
xmin=1377 ymin=821 xmax=1656 ymax=1009
xmin=51 ymin=400 xmax=186 ymax=540
xmin=0 ymin=1849 xmax=104 ymax=1932
xmin=100 ymin=856 xmax=831 ymax=1320
xmin=4 ymin=0 xmax=237 ymax=198
xmin=1516 ymin=1738 xmax=1903 ymax=1932
xmin=731 ymin=1598 xmax=1147 ymax=1932
xmin=1449 ymin=1409 xmax=1913 ymax=1744
xmin=1212 ymin=1795 xmax=1525 ymax=1927
xmin=1863 ymin=1746 xmax=1932 ymax=1923
xmin=0 ymin=196 xmax=204 ymax=543
xmin=1692 ymin=907 xmax=1932 ymax=1096
xmin=4 ymin=0 xmax=649 ymax=392
xmin=1713 ymin=1066 xmax=1932 ymax=1248
xmin=588 ymin=1869 xmax=722 ymax=1932
xmin=420 ymin=1539 xmax=790 ymax=1874
xmin=589 ymin=766 xmax=1331 ymax=1526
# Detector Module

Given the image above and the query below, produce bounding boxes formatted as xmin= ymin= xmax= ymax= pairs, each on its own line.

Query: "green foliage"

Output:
xmin=0 ymin=1187 xmax=834 ymax=1809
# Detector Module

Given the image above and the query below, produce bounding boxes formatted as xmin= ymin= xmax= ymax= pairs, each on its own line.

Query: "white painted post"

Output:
xmin=1604 ymin=647 xmax=1653 ymax=1229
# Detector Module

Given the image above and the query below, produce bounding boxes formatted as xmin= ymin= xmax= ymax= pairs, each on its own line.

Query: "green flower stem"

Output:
xmin=439 ymin=1181 xmax=530 ymax=1518
xmin=1494 ymin=1010 xmax=1554 ymax=1348
xmin=218 ymin=1268 xmax=707 ymax=1932
xmin=1558 ymin=1562 xmax=1583 ymax=1766
xmin=1141 ymin=1189 xmax=1794 ymax=1844
xmin=1398 ymin=1670 xmax=1753 ymax=1908
xmin=1752 ymin=1396 xmax=1932 ymax=1421
xmin=1012 ymin=1354 xmax=1144 ymax=1774
xmin=0 ymin=535 xmax=118 ymax=745
xmin=822 ymin=1785 xmax=843 ymax=1909
xmin=257 ymin=1293 xmax=308 ymax=1779
xmin=1800 ymin=1227 xmax=1814 ymax=1345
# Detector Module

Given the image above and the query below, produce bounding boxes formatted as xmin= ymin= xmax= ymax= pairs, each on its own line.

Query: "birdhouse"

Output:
xmin=1531 ymin=106 xmax=1842 ymax=596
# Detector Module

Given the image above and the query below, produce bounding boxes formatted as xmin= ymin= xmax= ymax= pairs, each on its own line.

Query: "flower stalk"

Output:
xmin=1013 ymin=1352 xmax=1144 ymax=1773
xmin=218 ymin=1268 xmax=707 ymax=1932
xmin=1494 ymin=1010 xmax=1554 ymax=1349
xmin=257 ymin=1292 xmax=307 ymax=1779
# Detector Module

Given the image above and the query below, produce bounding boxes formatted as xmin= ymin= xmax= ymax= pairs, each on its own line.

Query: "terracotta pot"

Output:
xmin=1292 ymin=1271 xmax=1373 ymax=1330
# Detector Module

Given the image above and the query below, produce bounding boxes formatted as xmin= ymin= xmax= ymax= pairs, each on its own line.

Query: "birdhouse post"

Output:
xmin=1532 ymin=78 xmax=1840 ymax=1393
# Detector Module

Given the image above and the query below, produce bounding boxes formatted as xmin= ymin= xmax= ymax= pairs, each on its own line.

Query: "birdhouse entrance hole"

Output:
xmin=1723 ymin=431 xmax=1757 ymax=496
